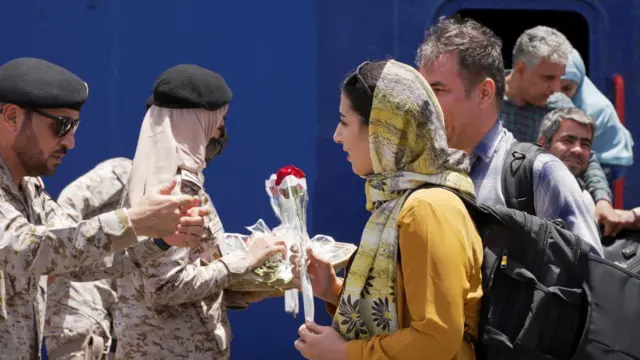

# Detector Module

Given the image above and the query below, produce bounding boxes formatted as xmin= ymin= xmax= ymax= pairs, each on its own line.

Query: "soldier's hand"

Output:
xmin=246 ymin=233 xmax=287 ymax=270
xmin=128 ymin=179 xmax=202 ymax=238
xmin=164 ymin=206 xmax=211 ymax=248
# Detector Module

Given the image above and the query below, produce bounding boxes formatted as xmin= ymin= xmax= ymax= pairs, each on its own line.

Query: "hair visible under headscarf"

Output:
xmin=560 ymin=49 xmax=633 ymax=167
xmin=127 ymin=105 xmax=227 ymax=205
xmin=332 ymin=59 xmax=475 ymax=340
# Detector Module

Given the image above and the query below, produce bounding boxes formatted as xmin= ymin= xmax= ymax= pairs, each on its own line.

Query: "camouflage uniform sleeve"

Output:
xmin=140 ymin=177 xmax=253 ymax=305
xmin=58 ymin=238 xmax=166 ymax=281
xmin=224 ymin=289 xmax=285 ymax=310
xmin=57 ymin=157 xmax=132 ymax=223
xmin=0 ymin=200 xmax=139 ymax=277
xmin=51 ymin=157 xmax=166 ymax=280
xmin=140 ymin=241 xmax=252 ymax=305
xmin=581 ymin=152 xmax=612 ymax=203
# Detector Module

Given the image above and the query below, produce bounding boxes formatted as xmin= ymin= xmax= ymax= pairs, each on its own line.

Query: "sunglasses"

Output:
xmin=344 ymin=61 xmax=373 ymax=96
xmin=30 ymin=108 xmax=80 ymax=137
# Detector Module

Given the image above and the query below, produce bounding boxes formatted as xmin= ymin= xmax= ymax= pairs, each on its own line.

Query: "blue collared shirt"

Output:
xmin=470 ymin=120 xmax=603 ymax=256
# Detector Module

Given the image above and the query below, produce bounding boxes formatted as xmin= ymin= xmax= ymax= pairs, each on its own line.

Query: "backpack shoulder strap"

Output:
xmin=501 ymin=141 xmax=545 ymax=216
xmin=406 ymin=184 xmax=483 ymax=221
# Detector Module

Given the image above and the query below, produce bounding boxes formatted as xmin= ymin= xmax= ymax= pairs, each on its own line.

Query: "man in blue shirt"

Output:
xmin=416 ymin=16 xmax=603 ymax=255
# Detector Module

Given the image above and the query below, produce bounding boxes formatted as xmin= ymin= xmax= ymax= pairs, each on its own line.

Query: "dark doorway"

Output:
xmin=456 ymin=9 xmax=590 ymax=72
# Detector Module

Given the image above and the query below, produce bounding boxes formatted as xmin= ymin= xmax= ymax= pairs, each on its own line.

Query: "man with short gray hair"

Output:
xmin=538 ymin=107 xmax=596 ymax=177
xmin=509 ymin=26 xmax=573 ymax=106
xmin=538 ymin=108 xmax=598 ymax=218
xmin=504 ymin=26 xmax=574 ymax=139
xmin=539 ymin=109 xmax=640 ymax=233
xmin=501 ymin=26 xmax=621 ymax=236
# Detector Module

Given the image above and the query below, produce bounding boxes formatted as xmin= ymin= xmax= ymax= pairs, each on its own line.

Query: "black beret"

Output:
xmin=151 ymin=64 xmax=232 ymax=111
xmin=0 ymin=57 xmax=88 ymax=111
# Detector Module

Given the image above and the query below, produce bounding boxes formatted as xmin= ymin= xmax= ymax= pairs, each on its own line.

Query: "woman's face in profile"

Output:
xmin=334 ymin=92 xmax=373 ymax=177
xmin=560 ymin=79 xmax=578 ymax=99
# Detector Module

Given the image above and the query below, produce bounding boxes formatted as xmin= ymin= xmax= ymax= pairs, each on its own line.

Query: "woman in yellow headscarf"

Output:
xmin=293 ymin=60 xmax=483 ymax=360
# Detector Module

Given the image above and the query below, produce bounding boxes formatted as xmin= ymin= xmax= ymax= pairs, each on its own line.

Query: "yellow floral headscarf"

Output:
xmin=332 ymin=60 xmax=476 ymax=340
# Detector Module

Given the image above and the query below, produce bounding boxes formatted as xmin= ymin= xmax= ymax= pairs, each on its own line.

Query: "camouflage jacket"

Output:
xmin=114 ymin=170 xmax=254 ymax=360
xmin=0 ymin=156 xmax=165 ymax=360
xmin=45 ymin=157 xmax=132 ymax=359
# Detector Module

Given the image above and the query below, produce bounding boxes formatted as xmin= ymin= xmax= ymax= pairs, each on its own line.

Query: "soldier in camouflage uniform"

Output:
xmin=45 ymin=157 xmax=132 ymax=360
xmin=0 ymin=58 xmax=209 ymax=360
xmin=115 ymin=64 xmax=287 ymax=359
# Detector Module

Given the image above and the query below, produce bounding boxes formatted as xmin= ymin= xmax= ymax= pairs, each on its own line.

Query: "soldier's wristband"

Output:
xmin=153 ymin=238 xmax=172 ymax=251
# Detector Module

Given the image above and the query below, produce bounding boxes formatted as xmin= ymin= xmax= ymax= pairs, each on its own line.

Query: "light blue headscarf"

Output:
xmin=560 ymin=48 xmax=634 ymax=167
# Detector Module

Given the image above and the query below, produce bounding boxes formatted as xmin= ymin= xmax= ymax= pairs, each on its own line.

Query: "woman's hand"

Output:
xmin=290 ymin=246 xmax=343 ymax=305
xmin=294 ymin=320 xmax=347 ymax=360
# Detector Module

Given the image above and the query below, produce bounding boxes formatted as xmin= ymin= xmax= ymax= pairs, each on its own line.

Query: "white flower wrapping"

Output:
xmin=220 ymin=170 xmax=357 ymax=321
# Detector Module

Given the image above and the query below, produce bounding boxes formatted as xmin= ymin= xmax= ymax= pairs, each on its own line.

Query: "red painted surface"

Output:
xmin=612 ymin=74 xmax=625 ymax=209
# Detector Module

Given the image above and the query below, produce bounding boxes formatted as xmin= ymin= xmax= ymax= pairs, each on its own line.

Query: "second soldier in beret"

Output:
xmin=0 ymin=57 xmax=209 ymax=359
xmin=45 ymin=157 xmax=132 ymax=360
xmin=115 ymin=64 xmax=287 ymax=359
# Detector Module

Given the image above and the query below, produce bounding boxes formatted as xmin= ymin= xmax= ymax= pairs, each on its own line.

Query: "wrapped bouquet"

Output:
xmin=221 ymin=165 xmax=357 ymax=320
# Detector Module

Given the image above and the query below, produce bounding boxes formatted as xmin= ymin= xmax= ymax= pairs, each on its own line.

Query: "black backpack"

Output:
xmin=410 ymin=142 xmax=640 ymax=359
xmin=602 ymin=229 xmax=640 ymax=274
xmin=494 ymin=141 xmax=640 ymax=359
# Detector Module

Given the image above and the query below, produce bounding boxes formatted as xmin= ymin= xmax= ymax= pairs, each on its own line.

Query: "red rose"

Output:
xmin=275 ymin=165 xmax=305 ymax=186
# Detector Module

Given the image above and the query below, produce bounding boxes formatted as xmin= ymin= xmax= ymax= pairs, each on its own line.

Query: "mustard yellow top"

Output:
xmin=328 ymin=188 xmax=484 ymax=360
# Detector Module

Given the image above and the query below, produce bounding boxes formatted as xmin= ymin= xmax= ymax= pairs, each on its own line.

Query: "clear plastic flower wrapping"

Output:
xmin=220 ymin=172 xmax=357 ymax=320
